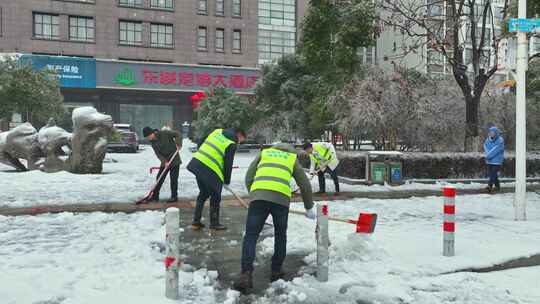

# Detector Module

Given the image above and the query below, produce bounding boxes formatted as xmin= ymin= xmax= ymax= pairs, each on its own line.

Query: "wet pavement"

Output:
xmin=177 ymin=204 xmax=310 ymax=297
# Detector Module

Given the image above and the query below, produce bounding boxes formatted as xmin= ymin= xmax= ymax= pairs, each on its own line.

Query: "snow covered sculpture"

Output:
xmin=0 ymin=123 xmax=42 ymax=171
xmin=38 ymin=118 xmax=72 ymax=173
xmin=67 ymin=107 xmax=113 ymax=174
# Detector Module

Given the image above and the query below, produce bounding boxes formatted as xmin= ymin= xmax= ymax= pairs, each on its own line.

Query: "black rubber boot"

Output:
xmin=193 ymin=200 xmax=205 ymax=224
xmin=233 ymin=271 xmax=253 ymax=292
xmin=209 ymin=207 xmax=227 ymax=230
xmin=191 ymin=222 xmax=206 ymax=230
xmin=167 ymin=197 xmax=178 ymax=203
xmin=146 ymin=193 xmax=160 ymax=203
xmin=270 ymin=270 xmax=285 ymax=282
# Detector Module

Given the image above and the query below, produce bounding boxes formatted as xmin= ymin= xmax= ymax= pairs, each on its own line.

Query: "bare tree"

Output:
xmin=380 ymin=0 xmax=509 ymax=151
xmin=329 ymin=67 xmax=464 ymax=151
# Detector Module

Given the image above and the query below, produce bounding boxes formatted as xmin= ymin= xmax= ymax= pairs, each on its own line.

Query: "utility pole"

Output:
xmin=514 ymin=0 xmax=528 ymax=221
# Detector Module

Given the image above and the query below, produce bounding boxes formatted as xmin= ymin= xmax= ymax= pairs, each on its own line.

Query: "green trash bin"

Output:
xmin=389 ymin=162 xmax=403 ymax=185
xmin=370 ymin=162 xmax=386 ymax=185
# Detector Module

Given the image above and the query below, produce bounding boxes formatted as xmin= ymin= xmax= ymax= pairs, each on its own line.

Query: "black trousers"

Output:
xmin=153 ymin=163 xmax=180 ymax=198
xmin=318 ymin=167 xmax=340 ymax=192
xmin=193 ymin=177 xmax=222 ymax=224
xmin=487 ymin=164 xmax=501 ymax=189
xmin=241 ymin=200 xmax=289 ymax=273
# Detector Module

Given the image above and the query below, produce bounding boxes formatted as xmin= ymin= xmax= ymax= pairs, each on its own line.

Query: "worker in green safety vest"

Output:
xmin=187 ymin=128 xmax=246 ymax=230
xmin=233 ymin=143 xmax=315 ymax=292
xmin=303 ymin=141 xmax=340 ymax=194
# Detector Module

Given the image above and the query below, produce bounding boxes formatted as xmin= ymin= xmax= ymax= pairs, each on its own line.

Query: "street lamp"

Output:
xmin=514 ymin=0 xmax=528 ymax=221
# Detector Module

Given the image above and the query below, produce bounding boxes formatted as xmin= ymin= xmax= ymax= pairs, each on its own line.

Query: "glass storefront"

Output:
xmin=119 ymin=104 xmax=173 ymax=138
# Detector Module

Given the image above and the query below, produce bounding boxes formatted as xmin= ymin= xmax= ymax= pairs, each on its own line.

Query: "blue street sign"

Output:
xmin=509 ymin=18 xmax=540 ymax=33
xmin=19 ymin=55 xmax=96 ymax=88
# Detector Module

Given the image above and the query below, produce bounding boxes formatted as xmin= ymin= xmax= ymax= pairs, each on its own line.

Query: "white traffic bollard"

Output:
xmin=443 ymin=186 xmax=456 ymax=257
xmin=165 ymin=207 xmax=180 ymax=300
xmin=316 ymin=204 xmax=329 ymax=282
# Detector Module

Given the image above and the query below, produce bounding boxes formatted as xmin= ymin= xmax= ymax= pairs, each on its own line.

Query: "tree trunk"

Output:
xmin=464 ymin=95 xmax=480 ymax=152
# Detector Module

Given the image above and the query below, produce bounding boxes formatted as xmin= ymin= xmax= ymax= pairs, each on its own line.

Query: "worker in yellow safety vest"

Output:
xmin=303 ymin=141 xmax=340 ymax=194
xmin=233 ymin=143 xmax=315 ymax=292
xmin=187 ymin=128 xmax=246 ymax=230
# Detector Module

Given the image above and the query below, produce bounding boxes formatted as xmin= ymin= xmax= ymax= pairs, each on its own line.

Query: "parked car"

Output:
xmin=107 ymin=123 xmax=139 ymax=153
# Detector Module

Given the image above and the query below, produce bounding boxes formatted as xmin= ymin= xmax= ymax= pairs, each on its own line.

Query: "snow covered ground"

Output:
xmin=260 ymin=193 xmax=540 ymax=304
xmin=0 ymin=139 xmax=516 ymax=208
xmin=1 ymin=193 xmax=539 ymax=303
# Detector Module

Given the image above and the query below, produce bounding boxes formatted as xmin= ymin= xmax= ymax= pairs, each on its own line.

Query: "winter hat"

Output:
xmin=488 ymin=126 xmax=500 ymax=137
xmin=142 ymin=126 xmax=154 ymax=137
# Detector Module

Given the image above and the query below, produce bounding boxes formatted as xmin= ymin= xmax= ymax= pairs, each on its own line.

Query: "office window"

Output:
xmin=216 ymin=28 xmax=224 ymax=52
xmin=119 ymin=0 xmax=143 ymax=7
xmin=216 ymin=0 xmax=224 ymax=16
xmin=232 ymin=30 xmax=241 ymax=53
xmin=69 ymin=16 xmax=95 ymax=42
xmin=151 ymin=0 xmax=174 ymax=9
xmin=33 ymin=13 xmax=59 ymax=40
xmin=232 ymin=0 xmax=241 ymax=17
xmin=197 ymin=26 xmax=207 ymax=50
xmin=258 ymin=0 xmax=296 ymax=26
xmin=257 ymin=29 xmax=296 ymax=64
xmin=119 ymin=21 xmax=142 ymax=45
xmin=198 ymin=0 xmax=207 ymax=14
xmin=151 ymin=23 xmax=173 ymax=48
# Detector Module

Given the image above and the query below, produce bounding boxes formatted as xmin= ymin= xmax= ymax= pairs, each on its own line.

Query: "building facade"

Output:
xmin=257 ymin=0 xmax=298 ymax=65
xmin=374 ymin=0 xmax=511 ymax=88
xmin=0 ymin=0 xmax=259 ymax=66
xmin=0 ymin=0 xmax=308 ymax=136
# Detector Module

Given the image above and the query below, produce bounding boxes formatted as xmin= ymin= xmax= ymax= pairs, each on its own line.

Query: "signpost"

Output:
xmin=509 ymin=18 xmax=540 ymax=33
xmin=510 ymin=2 xmax=529 ymax=221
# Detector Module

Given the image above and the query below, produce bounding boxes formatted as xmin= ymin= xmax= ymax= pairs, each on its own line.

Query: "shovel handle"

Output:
xmin=225 ymin=186 xmax=249 ymax=210
xmin=226 ymin=186 xmax=354 ymax=225
xmin=289 ymin=209 xmax=351 ymax=224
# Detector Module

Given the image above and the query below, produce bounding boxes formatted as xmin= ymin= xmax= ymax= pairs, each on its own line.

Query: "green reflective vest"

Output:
xmin=310 ymin=143 xmax=333 ymax=167
xmin=193 ymin=129 xmax=235 ymax=182
xmin=251 ymin=148 xmax=297 ymax=198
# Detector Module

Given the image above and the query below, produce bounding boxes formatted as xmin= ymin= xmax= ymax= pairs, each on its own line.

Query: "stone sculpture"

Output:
xmin=0 ymin=107 xmax=112 ymax=174
xmin=67 ymin=107 xmax=113 ymax=174
xmin=0 ymin=123 xmax=42 ymax=171
xmin=38 ymin=118 xmax=72 ymax=173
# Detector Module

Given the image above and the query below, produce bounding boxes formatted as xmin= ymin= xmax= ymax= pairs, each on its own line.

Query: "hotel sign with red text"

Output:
xmin=96 ymin=60 xmax=259 ymax=93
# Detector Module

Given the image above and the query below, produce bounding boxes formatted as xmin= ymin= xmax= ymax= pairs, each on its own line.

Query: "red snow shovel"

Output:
xmin=289 ymin=209 xmax=377 ymax=233
xmin=136 ymin=148 xmax=180 ymax=204
xmin=227 ymin=187 xmax=377 ymax=233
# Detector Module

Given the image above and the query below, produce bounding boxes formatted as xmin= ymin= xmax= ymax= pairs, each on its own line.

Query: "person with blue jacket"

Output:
xmin=484 ymin=126 xmax=505 ymax=192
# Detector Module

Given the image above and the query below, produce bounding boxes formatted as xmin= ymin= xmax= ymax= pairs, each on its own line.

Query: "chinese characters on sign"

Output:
xmin=97 ymin=61 xmax=260 ymax=93
xmin=20 ymin=55 xmax=97 ymax=88
xmin=46 ymin=64 xmax=82 ymax=80
xmin=142 ymin=68 xmax=258 ymax=89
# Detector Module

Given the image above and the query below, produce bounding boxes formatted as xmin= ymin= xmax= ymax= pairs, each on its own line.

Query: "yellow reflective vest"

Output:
xmin=250 ymin=148 xmax=297 ymax=198
xmin=193 ymin=129 xmax=235 ymax=182
xmin=310 ymin=143 xmax=333 ymax=167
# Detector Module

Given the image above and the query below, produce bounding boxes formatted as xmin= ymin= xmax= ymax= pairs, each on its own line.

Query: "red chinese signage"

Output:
xmin=142 ymin=68 xmax=258 ymax=90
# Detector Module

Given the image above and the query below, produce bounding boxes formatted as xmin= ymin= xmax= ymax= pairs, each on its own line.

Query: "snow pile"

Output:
xmin=0 ymin=211 xmax=239 ymax=304
xmin=256 ymin=193 xmax=540 ymax=304
xmin=0 ymin=193 xmax=539 ymax=303
xmin=72 ymin=106 xmax=112 ymax=130
xmin=0 ymin=139 xmax=254 ymax=207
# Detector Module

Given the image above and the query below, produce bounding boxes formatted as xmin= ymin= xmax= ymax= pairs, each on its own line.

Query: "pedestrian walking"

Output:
xmin=484 ymin=126 xmax=505 ymax=192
